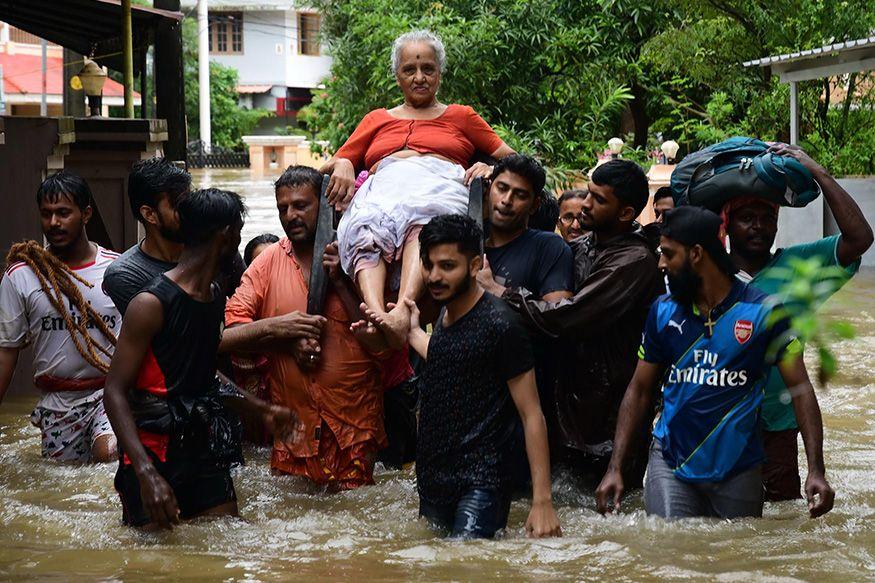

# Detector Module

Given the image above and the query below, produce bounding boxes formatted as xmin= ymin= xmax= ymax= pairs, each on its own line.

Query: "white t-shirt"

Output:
xmin=0 ymin=245 xmax=122 ymax=411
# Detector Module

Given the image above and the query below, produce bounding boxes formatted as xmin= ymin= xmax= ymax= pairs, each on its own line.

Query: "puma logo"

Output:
xmin=668 ymin=319 xmax=686 ymax=334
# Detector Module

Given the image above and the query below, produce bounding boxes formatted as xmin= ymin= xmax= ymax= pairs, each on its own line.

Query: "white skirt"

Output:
xmin=337 ymin=155 xmax=469 ymax=276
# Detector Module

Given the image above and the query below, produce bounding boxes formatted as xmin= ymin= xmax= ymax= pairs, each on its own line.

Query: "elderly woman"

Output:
xmin=321 ymin=29 xmax=514 ymax=345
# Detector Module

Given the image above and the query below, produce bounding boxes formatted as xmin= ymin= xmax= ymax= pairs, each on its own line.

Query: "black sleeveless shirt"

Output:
xmin=135 ymin=274 xmax=225 ymax=401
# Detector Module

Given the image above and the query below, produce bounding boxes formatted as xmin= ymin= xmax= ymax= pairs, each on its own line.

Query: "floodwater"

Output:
xmin=0 ymin=168 xmax=872 ymax=581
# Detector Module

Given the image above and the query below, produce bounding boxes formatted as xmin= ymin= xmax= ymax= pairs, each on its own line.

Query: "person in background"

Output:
xmin=529 ymin=191 xmax=560 ymax=233
xmin=596 ymin=206 xmax=834 ymax=521
xmin=652 ymin=186 xmax=675 ymax=223
xmin=244 ymin=234 xmax=281 ymax=267
xmin=0 ymin=171 xmax=120 ymax=463
xmin=557 ymin=189 xmax=588 ymax=242
xmin=723 ymin=143 xmax=873 ymax=502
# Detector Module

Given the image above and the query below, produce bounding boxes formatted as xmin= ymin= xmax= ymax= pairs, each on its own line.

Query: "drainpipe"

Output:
xmin=789 ymin=80 xmax=799 ymax=145
xmin=41 ymin=39 xmax=47 ymax=116
xmin=198 ymin=0 xmax=212 ymax=153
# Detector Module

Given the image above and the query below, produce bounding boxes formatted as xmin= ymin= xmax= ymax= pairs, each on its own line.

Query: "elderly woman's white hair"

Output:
xmin=391 ymin=29 xmax=446 ymax=74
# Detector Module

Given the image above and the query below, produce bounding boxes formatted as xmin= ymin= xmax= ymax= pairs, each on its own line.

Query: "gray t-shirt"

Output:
xmin=102 ymin=243 xmax=175 ymax=315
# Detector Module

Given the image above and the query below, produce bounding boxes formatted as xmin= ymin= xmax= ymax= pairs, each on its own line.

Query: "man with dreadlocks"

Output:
xmin=0 ymin=171 xmax=120 ymax=463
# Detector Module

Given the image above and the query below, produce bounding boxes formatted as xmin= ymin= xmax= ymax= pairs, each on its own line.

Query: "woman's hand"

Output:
xmin=464 ymin=162 xmax=493 ymax=186
xmin=325 ymin=158 xmax=357 ymax=210
xmin=525 ymin=500 xmax=562 ymax=538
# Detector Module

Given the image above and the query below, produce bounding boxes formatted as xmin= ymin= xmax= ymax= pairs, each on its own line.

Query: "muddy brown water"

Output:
xmin=0 ymin=169 xmax=872 ymax=581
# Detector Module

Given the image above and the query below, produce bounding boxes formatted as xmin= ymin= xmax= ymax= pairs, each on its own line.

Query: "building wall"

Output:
xmin=284 ymin=10 xmax=331 ymax=89
xmin=210 ymin=10 xmax=286 ymax=86
xmin=775 ymin=177 xmax=875 ymax=269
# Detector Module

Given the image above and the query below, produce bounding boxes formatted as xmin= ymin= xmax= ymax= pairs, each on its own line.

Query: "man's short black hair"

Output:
xmin=36 ymin=171 xmax=93 ymax=211
xmin=653 ymin=186 xmax=674 ymax=203
xmin=419 ymin=214 xmax=483 ymax=261
xmin=177 ymin=188 xmax=247 ymax=246
xmin=591 ymin=159 xmax=650 ymax=216
xmin=558 ymin=188 xmax=587 ymax=205
xmin=490 ymin=154 xmax=547 ymax=196
xmin=243 ymin=233 xmax=280 ymax=265
xmin=530 ymin=192 xmax=559 ymax=232
xmin=275 ymin=165 xmax=323 ymax=196
xmin=128 ymin=158 xmax=192 ymax=223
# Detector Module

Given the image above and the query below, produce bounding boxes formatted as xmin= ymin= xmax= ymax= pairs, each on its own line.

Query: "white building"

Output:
xmin=180 ymin=0 xmax=332 ymax=133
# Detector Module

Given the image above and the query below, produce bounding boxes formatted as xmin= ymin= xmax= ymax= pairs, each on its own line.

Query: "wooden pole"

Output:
xmin=63 ymin=49 xmax=86 ymax=117
xmin=154 ymin=0 xmax=186 ymax=163
xmin=122 ymin=0 xmax=134 ymax=118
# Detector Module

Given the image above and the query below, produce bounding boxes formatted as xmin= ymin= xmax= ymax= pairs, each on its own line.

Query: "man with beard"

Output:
xmin=596 ymin=206 xmax=835 ymax=520
xmin=0 ymin=172 xmax=119 ymax=462
xmin=722 ymin=144 xmax=872 ymax=502
xmin=103 ymin=158 xmax=323 ymax=354
xmin=502 ymin=159 xmax=664 ymax=486
xmin=397 ymin=213 xmax=561 ymax=539
xmin=225 ymin=165 xmax=389 ymax=490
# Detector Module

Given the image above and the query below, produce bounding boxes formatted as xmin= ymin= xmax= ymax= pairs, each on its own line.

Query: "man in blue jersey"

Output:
xmin=595 ymin=206 xmax=834 ymax=520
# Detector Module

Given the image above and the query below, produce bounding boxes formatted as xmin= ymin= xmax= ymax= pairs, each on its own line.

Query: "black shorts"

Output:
xmin=114 ymin=448 xmax=236 ymax=527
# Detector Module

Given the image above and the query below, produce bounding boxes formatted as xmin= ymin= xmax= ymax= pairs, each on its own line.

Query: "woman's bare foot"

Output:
xmin=360 ymin=302 xmax=409 ymax=349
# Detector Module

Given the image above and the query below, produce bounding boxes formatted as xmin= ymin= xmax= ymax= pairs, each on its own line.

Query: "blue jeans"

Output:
xmin=419 ymin=488 xmax=511 ymax=539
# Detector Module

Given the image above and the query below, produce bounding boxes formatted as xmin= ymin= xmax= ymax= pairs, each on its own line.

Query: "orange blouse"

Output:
xmin=333 ymin=104 xmax=504 ymax=171
xmin=224 ymin=239 xmax=386 ymax=468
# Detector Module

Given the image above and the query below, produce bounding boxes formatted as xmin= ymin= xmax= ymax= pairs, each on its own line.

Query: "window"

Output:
xmin=298 ymin=13 xmax=320 ymax=56
xmin=209 ymin=12 xmax=243 ymax=55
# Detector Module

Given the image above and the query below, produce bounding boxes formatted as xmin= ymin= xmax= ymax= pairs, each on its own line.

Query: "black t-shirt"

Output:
xmin=103 ymin=243 xmax=176 ymax=315
xmin=104 ymin=242 xmax=245 ymax=315
xmin=485 ymin=229 xmax=573 ymax=299
xmin=417 ymin=293 xmax=535 ymax=505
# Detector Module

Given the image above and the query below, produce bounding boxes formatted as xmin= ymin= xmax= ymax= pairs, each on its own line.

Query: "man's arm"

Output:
xmin=403 ymin=299 xmax=429 ymax=359
xmin=507 ymin=368 xmax=562 ymax=537
xmin=0 ymin=346 xmax=21 ymax=406
xmin=504 ymin=249 xmax=661 ymax=339
xmin=103 ymin=293 xmax=179 ymax=530
xmin=770 ymin=144 xmax=873 ymax=266
xmin=219 ymin=313 xmax=324 ymax=354
xmin=595 ymin=360 xmax=663 ymax=514
xmin=777 ymin=353 xmax=835 ymax=518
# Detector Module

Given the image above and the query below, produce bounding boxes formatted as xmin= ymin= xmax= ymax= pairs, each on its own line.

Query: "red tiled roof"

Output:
xmin=0 ymin=52 xmax=136 ymax=97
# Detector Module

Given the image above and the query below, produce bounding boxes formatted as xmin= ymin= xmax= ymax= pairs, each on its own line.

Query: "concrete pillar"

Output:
xmin=197 ymin=0 xmax=212 ymax=152
xmin=249 ymin=145 xmax=265 ymax=170
xmin=789 ymin=81 xmax=799 ymax=145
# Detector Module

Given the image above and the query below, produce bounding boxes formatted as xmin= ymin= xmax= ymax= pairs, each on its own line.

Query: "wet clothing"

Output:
xmin=0 ymin=245 xmax=120 ymax=461
xmin=643 ymin=440 xmax=763 ymax=519
xmin=503 ymin=227 xmax=663 ymax=473
xmin=761 ymin=428 xmax=801 ymax=501
xmin=116 ymin=274 xmax=238 ymax=525
xmin=640 ymin=279 xmax=793 ymax=483
xmin=280 ymin=420 xmax=378 ymax=490
xmin=739 ymin=235 xmax=860 ymax=432
xmin=485 ymin=229 xmax=573 ymax=299
xmin=103 ymin=241 xmax=245 ymax=316
xmin=334 ymin=105 xmax=504 ymax=171
xmin=103 ymin=242 xmax=175 ymax=316
xmin=225 ymin=239 xmax=386 ymax=484
xmin=417 ymin=293 xmax=533 ymax=513
xmin=739 ymin=234 xmax=859 ymax=500
xmin=30 ymin=394 xmax=113 ymax=462
xmin=419 ymin=488 xmax=511 ymax=539
xmin=114 ymin=435 xmax=237 ymax=527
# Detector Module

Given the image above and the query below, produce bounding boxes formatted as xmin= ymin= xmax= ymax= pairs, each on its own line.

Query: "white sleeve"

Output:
xmin=0 ymin=273 xmax=29 ymax=347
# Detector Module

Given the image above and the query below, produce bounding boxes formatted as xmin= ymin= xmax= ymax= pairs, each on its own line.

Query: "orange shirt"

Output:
xmin=224 ymin=239 xmax=386 ymax=468
xmin=333 ymin=104 xmax=504 ymax=172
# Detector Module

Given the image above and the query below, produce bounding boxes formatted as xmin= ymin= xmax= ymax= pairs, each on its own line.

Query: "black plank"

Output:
xmin=306 ymin=175 xmax=336 ymax=315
